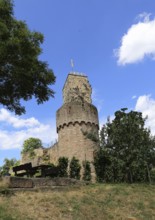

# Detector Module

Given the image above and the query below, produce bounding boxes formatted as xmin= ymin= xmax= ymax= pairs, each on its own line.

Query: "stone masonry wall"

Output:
xmin=21 ymin=148 xmax=44 ymax=166
xmin=63 ymin=73 xmax=92 ymax=104
xmin=56 ymin=122 xmax=98 ymax=162
xmin=57 ymin=101 xmax=99 ymax=132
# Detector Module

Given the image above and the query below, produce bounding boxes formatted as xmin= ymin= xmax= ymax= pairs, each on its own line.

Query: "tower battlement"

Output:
xmin=63 ymin=73 xmax=92 ymax=104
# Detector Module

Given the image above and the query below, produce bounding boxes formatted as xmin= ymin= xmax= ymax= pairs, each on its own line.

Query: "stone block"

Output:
xmin=3 ymin=177 xmax=33 ymax=188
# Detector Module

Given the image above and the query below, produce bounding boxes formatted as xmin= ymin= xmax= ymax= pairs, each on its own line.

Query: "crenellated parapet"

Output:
xmin=57 ymin=121 xmax=99 ymax=133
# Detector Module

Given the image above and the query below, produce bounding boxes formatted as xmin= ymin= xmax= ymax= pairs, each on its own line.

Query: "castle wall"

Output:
xmin=49 ymin=121 xmax=98 ymax=180
xmin=56 ymin=122 xmax=98 ymax=162
xmin=57 ymin=101 xmax=99 ymax=132
xmin=21 ymin=148 xmax=44 ymax=166
xmin=63 ymin=74 xmax=92 ymax=104
xmin=49 ymin=143 xmax=59 ymax=165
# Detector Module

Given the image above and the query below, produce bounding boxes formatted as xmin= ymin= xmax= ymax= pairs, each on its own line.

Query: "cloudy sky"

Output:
xmin=0 ymin=0 xmax=155 ymax=165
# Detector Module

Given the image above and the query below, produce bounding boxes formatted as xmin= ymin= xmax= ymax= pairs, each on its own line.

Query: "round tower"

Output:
xmin=56 ymin=73 xmax=99 ymax=166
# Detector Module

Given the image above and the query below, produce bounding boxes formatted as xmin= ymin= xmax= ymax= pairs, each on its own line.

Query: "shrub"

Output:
xmin=58 ymin=157 xmax=69 ymax=177
xmin=69 ymin=157 xmax=81 ymax=180
xmin=82 ymin=161 xmax=91 ymax=181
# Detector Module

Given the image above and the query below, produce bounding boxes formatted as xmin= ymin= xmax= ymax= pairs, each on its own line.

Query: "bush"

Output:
xmin=82 ymin=161 xmax=91 ymax=181
xmin=58 ymin=157 xmax=69 ymax=177
xmin=95 ymin=109 xmax=155 ymax=183
xmin=69 ymin=157 xmax=81 ymax=180
xmin=42 ymin=163 xmax=59 ymax=178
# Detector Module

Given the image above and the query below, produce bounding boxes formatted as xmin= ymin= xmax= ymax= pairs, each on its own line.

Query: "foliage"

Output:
xmin=41 ymin=154 xmax=50 ymax=162
xmin=94 ymin=108 xmax=155 ymax=183
xmin=58 ymin=157 xmax=69 ymax=177
xmin=45 ymin=163 xmax=59 ymax=178
xmin=0 ymin=0 xmax=55 ymax=115
xmin=69 ymin=157 xmax=81 ymax=180
xmin=82 ymin=129 xmax=99 ymax=143
xmin=94 ymin=149 xmax=111 ymax=182
xmin=0 ymin=158 xmax=19 ymax=176
xmin=21 ymin=137 xmax=42 ymax=157
xmin=41 ymin=149 xmax=50 ymax=163
xmin=82 ymin=160 xmax=91 ymax=181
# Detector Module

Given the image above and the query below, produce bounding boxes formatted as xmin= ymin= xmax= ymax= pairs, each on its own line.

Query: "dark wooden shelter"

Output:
xmin=13 ymin=163 xmax=59 ymax=178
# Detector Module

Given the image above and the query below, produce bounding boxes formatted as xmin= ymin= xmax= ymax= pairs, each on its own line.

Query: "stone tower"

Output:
xmin=56 ymin=73 xmax=99 ymax=170
xmin=21 ymin=72 xmax=99 ymax=179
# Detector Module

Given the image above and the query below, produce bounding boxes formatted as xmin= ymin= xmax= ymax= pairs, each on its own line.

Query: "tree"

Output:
xmin=0 ymin=158 xmax=19 ymax=176
xmin=82 ymin=160 xmax=91 ymax=181
xmin=21 ymin=137 xmax=42 ymax=157
xmin=58 ymin=157 xmax=69 ymax=177
xmin=94 ymin=108 xmax=155 ymax=183
xmin=0 ymin=0 xmax=55 ymax=115
xmin=69 ymin=157 xmax=81 ymax=180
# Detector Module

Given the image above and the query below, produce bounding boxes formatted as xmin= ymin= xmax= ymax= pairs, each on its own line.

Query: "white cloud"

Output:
xmin=115 ymin=13 xmax=155 ymax=65
xmin=0 ymin=108 xmax=40 ymax=128
xmin=0 ymin=108 xmax=57 ymax=150
xmin=135 ymin=95 xmax=155 ymax=134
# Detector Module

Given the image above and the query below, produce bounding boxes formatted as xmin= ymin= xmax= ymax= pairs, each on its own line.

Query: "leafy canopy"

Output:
xmin=94 ymin=108 xmax=155 ymax=183
xmin=0 ymin=158 xmax=19 ymax=176
xmin=21 ymin=137 xmax=42 ymax=154
xmin=0 ymin=0 xmax=55 ymax=115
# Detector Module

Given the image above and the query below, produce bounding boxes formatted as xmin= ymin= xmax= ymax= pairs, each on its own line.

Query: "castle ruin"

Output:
xmin=22 ymin=72 xmax=99 ymax=178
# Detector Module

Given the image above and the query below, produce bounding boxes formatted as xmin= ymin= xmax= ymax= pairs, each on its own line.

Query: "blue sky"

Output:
xmin=0 ymin=0 xmax=155 ymax=166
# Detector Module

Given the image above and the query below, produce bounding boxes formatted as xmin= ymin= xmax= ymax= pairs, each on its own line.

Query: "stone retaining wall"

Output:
xmin=2 ymin=177 xmax=87 ymax=188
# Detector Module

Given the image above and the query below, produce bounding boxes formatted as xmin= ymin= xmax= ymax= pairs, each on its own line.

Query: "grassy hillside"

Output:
xmin=0 ymin=184 xmax=155 ymax=220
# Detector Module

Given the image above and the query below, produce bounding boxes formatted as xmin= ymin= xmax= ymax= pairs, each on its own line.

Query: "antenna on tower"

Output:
xmin=70 ymin=59 xmax=74 ymax=72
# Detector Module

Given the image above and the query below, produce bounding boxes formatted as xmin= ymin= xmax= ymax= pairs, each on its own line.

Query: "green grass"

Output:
xmin=0 ymin=184 xmax=155 ymax=220
xmin=0 ymin=206 xmax=17 ymax=220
